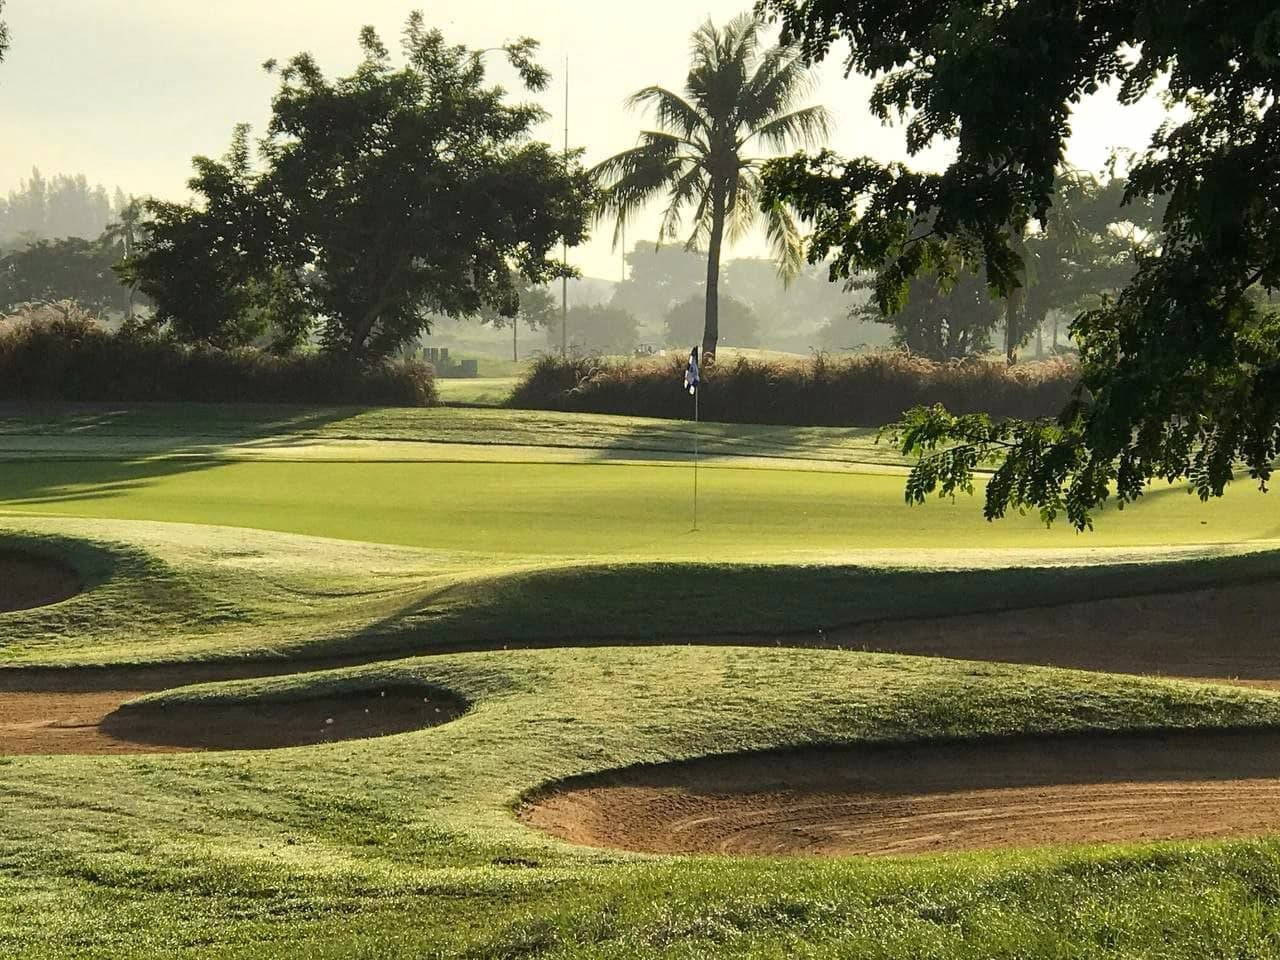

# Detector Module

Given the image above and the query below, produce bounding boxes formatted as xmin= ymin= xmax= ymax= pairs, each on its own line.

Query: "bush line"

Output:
xmin=510 ymin=352 xmax=1078 ymax=426
xmin=0 ymin=314 xmax=436 ymax=406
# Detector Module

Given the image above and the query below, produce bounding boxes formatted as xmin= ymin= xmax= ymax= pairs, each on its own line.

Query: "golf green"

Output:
xmin=0 ymin=455 xmax=1276 ymax=558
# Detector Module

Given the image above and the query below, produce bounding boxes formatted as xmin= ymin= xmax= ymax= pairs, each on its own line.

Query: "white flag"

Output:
xmin=683 ymin=347 xmax=700 ymax=395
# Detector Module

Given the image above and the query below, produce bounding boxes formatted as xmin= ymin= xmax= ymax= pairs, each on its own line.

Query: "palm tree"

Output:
xmin=102 ymin=196 xmax=145 ymax=323
xmin=593 ymin=13 xmax=830 ymax=360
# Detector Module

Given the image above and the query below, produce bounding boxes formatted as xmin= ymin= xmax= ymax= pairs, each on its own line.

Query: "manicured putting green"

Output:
xmin=0 ymin=456 xmax=1276 ymax=557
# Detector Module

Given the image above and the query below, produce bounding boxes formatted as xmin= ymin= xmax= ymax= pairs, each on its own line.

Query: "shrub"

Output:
xmin=0 ymin=303 xmax=436 ymax=405
xmin=509 ymin=350 xmax=1077 ymax=427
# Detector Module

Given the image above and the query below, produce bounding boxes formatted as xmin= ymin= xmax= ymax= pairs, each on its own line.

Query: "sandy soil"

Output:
xmin=0 ymin=666 xmax=464 ymax=754
xmin=523 ymin=731 xmax=1280 ymax=856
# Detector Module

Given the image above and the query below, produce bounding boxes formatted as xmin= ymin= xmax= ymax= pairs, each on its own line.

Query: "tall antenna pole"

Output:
xmin=561 ymin=56 xmax=569 ymax=358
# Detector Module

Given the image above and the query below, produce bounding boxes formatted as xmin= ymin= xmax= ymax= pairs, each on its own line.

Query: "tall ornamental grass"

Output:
xmin=510 ymin=351 xmax=1077 ymax=426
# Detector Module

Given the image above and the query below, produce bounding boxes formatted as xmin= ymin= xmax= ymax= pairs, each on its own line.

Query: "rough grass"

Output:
xmin=511 ymin=352 xmax=1079 ymax=426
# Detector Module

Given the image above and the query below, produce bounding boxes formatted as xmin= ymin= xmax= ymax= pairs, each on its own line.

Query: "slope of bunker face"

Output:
xmin=0 ymin=551 xmax=82 ymax=612
xmin=522 ymin=731 xmax=1280 ymax=857
xmin=96 ymin=685 xmax=467 ymax=752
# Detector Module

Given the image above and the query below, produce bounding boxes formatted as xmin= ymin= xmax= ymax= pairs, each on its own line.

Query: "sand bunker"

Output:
xmin=523 ymin=731 xmax=1280 ymax=856
xmin=0 ymin=668 xmax=465 ymax=754
xmin=0 ymin=551 xmax=81 ymax=612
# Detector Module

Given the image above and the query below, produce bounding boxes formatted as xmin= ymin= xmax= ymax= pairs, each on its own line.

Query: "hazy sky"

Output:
xmin=2 ymin=1 xmax=1171 ymax=278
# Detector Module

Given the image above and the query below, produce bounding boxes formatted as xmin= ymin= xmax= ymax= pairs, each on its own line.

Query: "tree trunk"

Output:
xmin=702 ymin=183 xmax=727 ymax=361
xmin=1052 ymin=313 xmax=1059 ymax=351
xmin=513 ymin=317 xmax=518 ymax=362
xmin=1035 ymin=318 xmax=1043 ymax=359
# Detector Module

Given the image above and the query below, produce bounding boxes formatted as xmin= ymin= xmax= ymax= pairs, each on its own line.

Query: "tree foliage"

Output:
xmin=593 ymin=13 xmax=829 ymax=359
xmin=759 ymin=0 xmax=1280 ymax=528
xmin=0 ymin=237 xmax=130 ymax=315
xmin=0 ymin=1 xmax=8 ymax=67
xmin=558 ymin=303 xmax=640 ymax=356
xmin=0 ymin=170 xmax=124 ymax=249
xmin=857 ymin=267 xmax=1000 ymax=361
xmin=665 ymin=293 xmax=759 ymax=348
xmin=124 ymin=14 xmax=591 ymax=361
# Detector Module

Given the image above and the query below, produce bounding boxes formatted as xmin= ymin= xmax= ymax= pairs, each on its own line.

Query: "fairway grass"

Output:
xmin=6 ymin=402 xmax=1280 ymax=958
xmin=0 ymin=403 xmax=1276 ymax=557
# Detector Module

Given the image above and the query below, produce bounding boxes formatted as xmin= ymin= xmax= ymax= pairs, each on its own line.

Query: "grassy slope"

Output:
xmin=4 ymin=403 xmax=1280 ymax=957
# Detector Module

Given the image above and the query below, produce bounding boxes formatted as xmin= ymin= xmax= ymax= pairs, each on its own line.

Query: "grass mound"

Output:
xmin=511 ymin=352 xmax=1077 ymax=426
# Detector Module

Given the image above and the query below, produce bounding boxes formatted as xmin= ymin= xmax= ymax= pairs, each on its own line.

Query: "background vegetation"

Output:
xmin=511 ymin=351 xmax=1077 ymax=426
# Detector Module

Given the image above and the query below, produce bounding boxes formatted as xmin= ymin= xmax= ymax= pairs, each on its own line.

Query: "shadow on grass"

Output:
xmin=0 ymin=403 xmax=363 ymax=506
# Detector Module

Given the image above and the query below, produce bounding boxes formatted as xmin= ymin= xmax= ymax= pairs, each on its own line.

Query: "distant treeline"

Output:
xmin=510 ymin=352 xmax=1078 ymax=427
xmin=0 ymin=169 xmax=132 ymax=249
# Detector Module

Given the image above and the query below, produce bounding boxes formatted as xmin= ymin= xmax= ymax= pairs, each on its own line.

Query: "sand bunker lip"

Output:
xmin=522 ymin=730 xmax=1280 ymax=857
xmin=0 ymin=550 xmax=82 ymax=613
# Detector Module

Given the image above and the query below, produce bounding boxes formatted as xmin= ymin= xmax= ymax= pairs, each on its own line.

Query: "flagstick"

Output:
xmin=693 ymin=387 xmax=699 ymax=532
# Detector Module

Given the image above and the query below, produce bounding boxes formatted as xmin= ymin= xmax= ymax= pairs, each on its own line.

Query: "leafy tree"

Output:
xmin=760 ymin=0 xmax=1280 ymax=528
xmin=0 ymin=1 xmax=9 ymax=67
xmin=609 ymin=241 xmax=706 ymax=327
xmin=557 ymin=303 xmax=640 ymax=356
xmin=0 ymin=237 xmax=129 ymax=315
xmin=100 ymin=196 xmax=146 ymax=322
xmin=854 ymin=268 xmax=999 ymax=361
xmin=119 ymin=126 xmax=284 ymax=348
xmin=725 ymin=257 xmax=866 ymax=351
xmin=593 ymin=13 xmax=829 ymax=361
xmin=126 ymin=14 xmax=591 ymax=362
xmin=261 ymin=16 xmax=589 ymax=359
xmin=666 ymin=293 xmax=759 ymax=349
xmin=479 ymin=277 xmax=558 ymax=361
xmin=1003 ymin=169 xmax=1164 ymax=362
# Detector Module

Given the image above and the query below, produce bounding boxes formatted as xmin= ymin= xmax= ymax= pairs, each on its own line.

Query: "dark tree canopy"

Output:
xmin=0 ymin=237 xmax=130 ymax=315
xmin=858 ymin=267 xmax=999 ymax=361
xmin=124 ymin=13 xmax=591 ymax=361
xmin=759 ymin=0 xmax=1280 ymax=528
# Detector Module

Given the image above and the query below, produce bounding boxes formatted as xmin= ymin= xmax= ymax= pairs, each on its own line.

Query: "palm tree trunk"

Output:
xmin=702 ymin=184 xmax=727 ymax=360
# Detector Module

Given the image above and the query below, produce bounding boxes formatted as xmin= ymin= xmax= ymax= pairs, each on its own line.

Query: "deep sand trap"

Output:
xmin=523 ymin=731 xmax=1280 ymax=856
xmin=0 ymin=551 xmax=81 ymax=612
xmin=0 ymin=667 xmax=465 ymax=754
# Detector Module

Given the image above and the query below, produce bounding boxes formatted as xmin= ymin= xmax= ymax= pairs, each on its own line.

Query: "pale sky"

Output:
xmin=1 ymin=1 xmax=1171 ymax=278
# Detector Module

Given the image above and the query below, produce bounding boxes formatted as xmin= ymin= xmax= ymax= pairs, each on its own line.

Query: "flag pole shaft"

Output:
xmin=693 ymin=388 xmax=699 ymax=531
